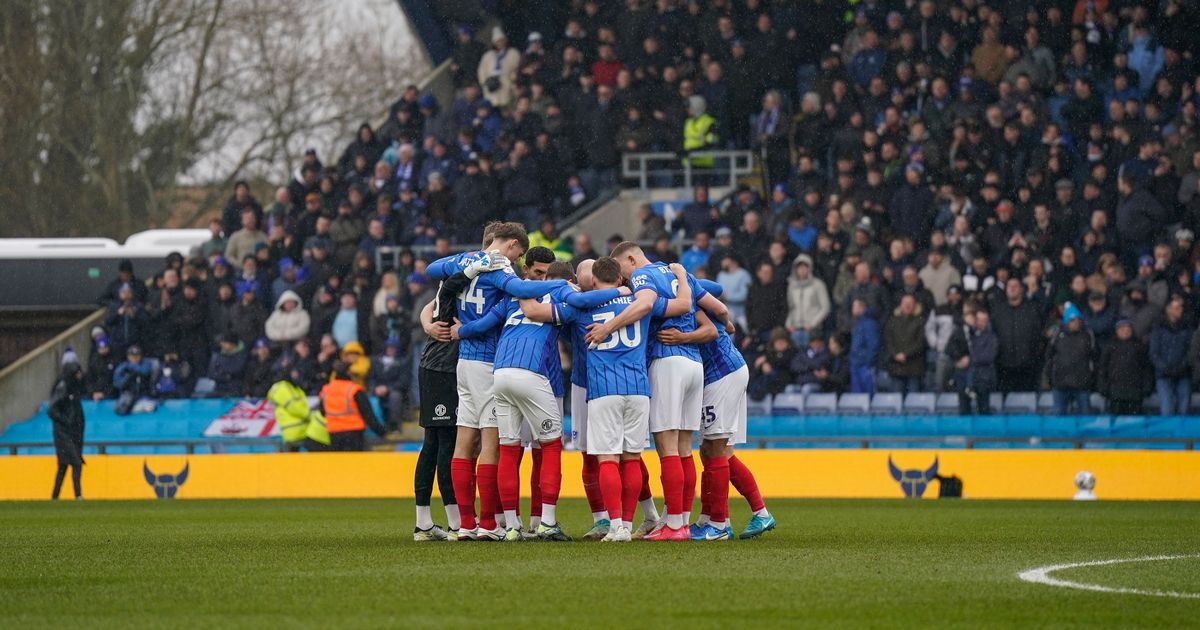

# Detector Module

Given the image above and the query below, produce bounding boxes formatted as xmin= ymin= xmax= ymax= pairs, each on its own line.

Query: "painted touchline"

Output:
xmin=1018 ymin=555 xmax=1200 ymax=599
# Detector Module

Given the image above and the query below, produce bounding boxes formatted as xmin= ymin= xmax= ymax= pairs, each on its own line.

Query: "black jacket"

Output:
xmin=1097 ymin=338 xmax=1153 ymax=402
xmin=1045 ymin=327 xmax=1094 ymax=390
xmin=49 ymin=363 xmax=86 ymax=466
xmin=991 ymin=299 xmax=1044 ymax=369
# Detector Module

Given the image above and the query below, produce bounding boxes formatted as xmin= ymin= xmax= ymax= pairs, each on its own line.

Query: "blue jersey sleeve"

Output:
xmin=426 ymin=252 xmax=468 ymax=280
xmin=690 ymin=274 xmax=708 ymax=302
xmin=495 ymin=274 xmax=568 ymax=298
xmin=458 ymin=301 xmax=505 ymax=338
xmin=552 ymin=302 xmax=581 ymax=326
xmin=562 ymin=287 xmax=622 ymax=309
xmin=630 ymin=268 xmax=657 ymax=296
xmin=697 ymin=278 xmax=721 ymax=298
xmin=651 ymin=296 xmax=669 ymax=318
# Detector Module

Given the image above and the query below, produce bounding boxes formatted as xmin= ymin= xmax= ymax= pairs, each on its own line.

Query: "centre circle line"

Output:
xmin=1018 ymin=554 xmax=1200 ymax=599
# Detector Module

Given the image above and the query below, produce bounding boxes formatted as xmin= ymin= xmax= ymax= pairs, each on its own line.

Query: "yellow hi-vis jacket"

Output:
xmin=683 ymin=113 xmax=718 ymax=168
xmin=267 ymin=380 xmax=330 ymax=445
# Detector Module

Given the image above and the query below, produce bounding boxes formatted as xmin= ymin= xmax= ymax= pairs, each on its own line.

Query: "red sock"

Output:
xmin=476 ymin=463 xmax=498 ymax=530
xmin=450 ymin=458 xmax=476 ymax=530
xmin=703 ymin=456 xmax=730 ymax=523
xmin=639 ymin=457 xmax=653 ymax=502
xmin=681 ymin=454 xmax=697 ymax=516
xmin=699 ymin=467 xmax=713 ymax=518
xmin=659 ymin=454 xmax=683 ymax=516
xmin=620 ymin=459 xmax=642 ymax=524
xmin=729 ymin=455 xmax=765 ymax=512
xmin=530 ymin=447 xmax=543 ymax=518
xmin=598 ymin=461 xmax=622 ymax=522
xmin=582 ymin=454 xmax=605 ymax=513
xmin=498 ymin=445 xmax=522 ymax=513
xmin=468 ymin=457 xmax=478 ymax=512
xmin=538 ymin=440 xmax=563 ymax=512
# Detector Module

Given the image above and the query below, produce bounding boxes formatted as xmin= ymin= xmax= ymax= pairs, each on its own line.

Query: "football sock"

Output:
xmin=659 ymin=454 xmax=683 ymax=529
xmin=498 ymin=444 xmax=522 ymax=513
xmin=729 ymin=455 xmax=765 ymax=513
xmin=703 ymin=455 xmax=731 ymax=525
xmin=415 ymin=505 xmax=433 ymax=530
xmin=531 ymin=447 xmax=543 ymax=519
xmin=599 ymin=461 xmax=622 ymax=523
xmin=583 ymin=454 xmax=606 ymax=518
xmin=539 ymin=440 xmax=563 ymax=525
xmin=476 ymin=464 xmax=498 ymax=530
xmin=449 ymin=458 xmax=476 ymax=529
xmin=681 ymin=454 xmax=697 ymax=523
xmin=504 ymin=509 xmax=519 ymax=529
xmin=445 ymin=504 xmax=461 ymax=531
xmin=698 ymin=467 xmax=713 ymax=524
xmin=638 ymin=457 xmax=653 ymax=501
xmin=620 ymin=459 xmax=641 ymax=530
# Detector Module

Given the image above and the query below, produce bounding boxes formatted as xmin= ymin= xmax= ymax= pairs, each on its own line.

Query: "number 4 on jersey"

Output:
xmin=459 ymin=276 xmax=486 ymax=314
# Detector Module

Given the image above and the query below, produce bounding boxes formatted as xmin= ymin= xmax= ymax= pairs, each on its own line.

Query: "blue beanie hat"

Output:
xmin=1062 ymin=301 xmax=1082 ymax=325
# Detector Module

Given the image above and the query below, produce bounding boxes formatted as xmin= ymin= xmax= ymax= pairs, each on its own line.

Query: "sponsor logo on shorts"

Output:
xmin=541 ymin=419 xmax=553 ymax=432
xmin=434 ymin=404 xmax=447 ymax=417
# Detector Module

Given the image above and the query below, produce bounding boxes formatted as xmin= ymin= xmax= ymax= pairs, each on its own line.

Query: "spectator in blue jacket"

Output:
xmin=1149 ymin=297 xmax=1193 ymax=415
xmin=848 ymin=298 xmax=880 ymax=394
xmin=790 ymin=334 xmax=832 ymax=394
xmin=113 ymin=345 xmax=156 ymax=416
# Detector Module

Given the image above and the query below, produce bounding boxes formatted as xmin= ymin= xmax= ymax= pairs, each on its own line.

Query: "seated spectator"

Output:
xmin=154 ymin=349 xmax=194 ymax=399
xmin=265 ymin=290 xmax=311 ymax=344
xmin=749 ymin=328 xmax=795 ymax=401
xmin=113 ymin=345 xmax=156 ymax=415
xmin=86 ymin=336 xmax=118 ymax=400
xmin=243 ymin=338 xmax=274 ymax=398
xmin=1044 ymin=303 xmax=1095 ymax=415
xmin=369 ymin=339 xmax=407 ymax=431
xmin=273 ymin=338 xmax=317 ymax=393
xmin=785 ymin=254 xmax=831 ymax=348
xmin=208 ymin=334 xmax=248 ymax=397
xmin=341 ymin=341 xmax=370 ymax=388
xmin=883 ymin=295 xmax=928 ymax=395
xmin=1098 ymin=319 xmax=1153 ymax=415
xmin=790 ymin=334 xmax=832 ymax=395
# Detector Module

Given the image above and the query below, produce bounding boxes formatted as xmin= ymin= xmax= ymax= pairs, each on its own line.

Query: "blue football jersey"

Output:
xmin=628 ymin=263 xmax=707 ymax=363
xmin=556 ymin=295 xmax=667 ymax=400
xmin=426 ymin=252 xmax=566 ymax=362
xmin=547 ymin=284 xmax=625 ymax=390
xmin=699 ymin=314 xmax=747 ymax=386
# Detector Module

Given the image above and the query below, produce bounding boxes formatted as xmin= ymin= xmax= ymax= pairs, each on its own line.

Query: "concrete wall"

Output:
xmin=0 ymin=310 xmax=103 ymax=431
xmin=563 ymin=187 xmax=734 ymax=245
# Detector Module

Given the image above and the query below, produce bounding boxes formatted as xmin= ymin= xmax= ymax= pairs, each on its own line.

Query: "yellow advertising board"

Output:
xmin=1 ymin=449 xmax=1197 ymax=501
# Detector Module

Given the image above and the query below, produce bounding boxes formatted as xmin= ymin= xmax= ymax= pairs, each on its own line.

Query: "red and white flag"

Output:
xmin=202 ymin=400 xmax=279 ymax=438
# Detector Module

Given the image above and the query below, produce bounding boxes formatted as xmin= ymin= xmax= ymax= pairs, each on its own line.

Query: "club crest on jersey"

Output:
xmin=888 ymin=455 xmax=938 ymax=498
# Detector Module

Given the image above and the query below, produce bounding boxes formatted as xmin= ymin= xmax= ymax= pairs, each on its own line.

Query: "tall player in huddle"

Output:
xmin=658 ymin=279 xmax=776 ymax=539
xmin=425 ymin=223 xmax=569 ymax=540
xmin=532 ymin=258 xmax=694 ymax=541
xmin=586 ymin=242 xmax=730 ymax=540
xmin=454 ymin=253 xmax=627 ymax=540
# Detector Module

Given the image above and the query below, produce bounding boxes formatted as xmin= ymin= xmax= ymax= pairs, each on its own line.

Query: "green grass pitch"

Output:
xmin=1 ymin=498 xmax=1196 ymax=628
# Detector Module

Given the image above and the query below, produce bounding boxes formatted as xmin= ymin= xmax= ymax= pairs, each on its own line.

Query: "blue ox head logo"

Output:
xmin=143 ymin=460 xmax=189 ymax=499
xmin=888 ymin=455 xmax=938 ymax=498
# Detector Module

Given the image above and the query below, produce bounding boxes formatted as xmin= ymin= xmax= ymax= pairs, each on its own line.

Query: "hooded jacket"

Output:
xmin=785 ymin=254 xmax=831 ymax=331
xmin=1046 ymin=305 xmax=1095 ymax=389
xmin=265 ymin=290 xmax=311 ymax=343
xmin=849 ymin=308 xmax=881 ymax=370
xmin=49 ymin=362 xmax=86 ymax=466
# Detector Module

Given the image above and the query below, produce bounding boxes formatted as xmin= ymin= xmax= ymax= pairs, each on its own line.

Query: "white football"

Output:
xmin=1074 ymin=470 xmax=1096 ymax=491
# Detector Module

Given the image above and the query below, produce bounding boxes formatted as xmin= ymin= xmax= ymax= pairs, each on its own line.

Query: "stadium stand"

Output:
xmin=6 ymin=0 xmax=1200 ymax=456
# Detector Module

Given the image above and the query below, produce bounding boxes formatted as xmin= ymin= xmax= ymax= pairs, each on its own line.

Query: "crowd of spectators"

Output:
xmin=77 ymin=0 xmax=1200 ymax=420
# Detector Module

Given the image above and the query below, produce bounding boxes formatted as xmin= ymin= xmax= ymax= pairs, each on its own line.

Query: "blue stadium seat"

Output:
xmin=783 ymin=384 xmax=803 ymax=394
xmin=837 ymin=393 xmax=871 ymax=415
xmin=1004 ymin=392 xmax=1038 ymax=414
xmin=869 ymin=393 xmax=903 ymax=415
xmin=903 ymin=392 xmax=936 ymax=415
xmin=1090 ymin=393 xmax=1107 ymax=413
xmin=805 ymin=393 xmax=837 ymax=415
xmin=746 ymin=397 xmax=772 ymax=416
xmin=770 ymin=393 xmax=803 ymax=415
xmin=935 ymin=393 xmax=960 ymax=414
xmin=1036 ymin=391 xmax=1055 ymax=413
xmin=1191 ymin=393 xmax=1200 ymax=413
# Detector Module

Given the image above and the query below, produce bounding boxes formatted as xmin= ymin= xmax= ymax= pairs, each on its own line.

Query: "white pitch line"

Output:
xmin=1018 ymin=555 xmax=1200 ymax=599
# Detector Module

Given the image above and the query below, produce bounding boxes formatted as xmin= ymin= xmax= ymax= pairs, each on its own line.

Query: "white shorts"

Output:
xmin=586 ymin=395 xmax=650 ymax=455
xmin=701 ymin=365 xmax=749 ymax=443
xmin=649 ymin=356 xmax=704 ymax=433
xmin=493 ymin=368 xmax=563 ymax=445
xmin=456 ymin=360 xmax=497 ymax=429
xmin=570 ymin=383 xmax=588 ymax=451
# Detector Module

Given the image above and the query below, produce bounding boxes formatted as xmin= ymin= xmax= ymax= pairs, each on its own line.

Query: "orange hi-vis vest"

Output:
xmin=320 ymin=379 xmax=365 ymax=433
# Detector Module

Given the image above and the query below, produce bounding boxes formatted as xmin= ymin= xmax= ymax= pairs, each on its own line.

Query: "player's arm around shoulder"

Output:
xmin=662 ymin=263 xmax=693 ymax=316
xmin=520 ymin=297 xmax=556 ymax=323
xmin=420 ymin=300 xmax=451 ymax=342
xmin=659 ymin=308 xmax=718 ymax=345
xmin=453 ymin=302 xmax=506 ymax=340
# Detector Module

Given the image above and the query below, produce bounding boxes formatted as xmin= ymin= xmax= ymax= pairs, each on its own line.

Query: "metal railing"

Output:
xmin=622 ymin=150 xmax=754 ymax=190
xmin=5 ymin=438 xmax=283 ymax=456
xmin=752 ymin=435 xmax=1196 ymax=450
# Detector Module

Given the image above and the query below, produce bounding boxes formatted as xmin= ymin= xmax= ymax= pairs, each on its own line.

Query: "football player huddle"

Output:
xmin=414 ymin=221 xmax=775 ymax=542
